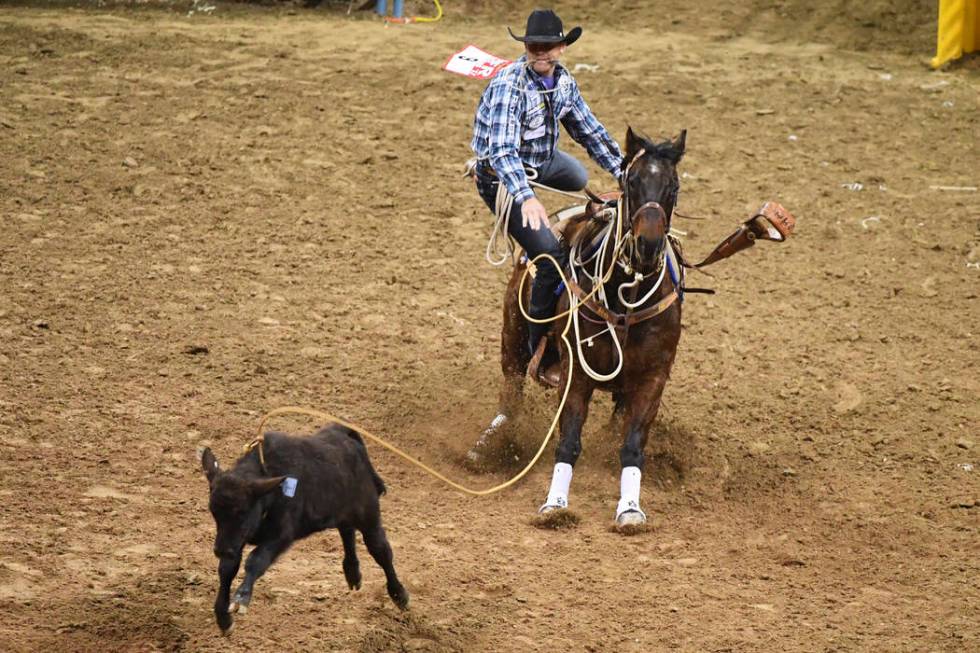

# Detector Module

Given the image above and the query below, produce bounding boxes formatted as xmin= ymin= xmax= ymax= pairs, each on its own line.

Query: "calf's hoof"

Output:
xmin=229 ymin=591 xmax=250 ymax=615
xmin=215 ymin=610 xmax=234 ymax=635
xmin=344 ymin=565 xmax=362 ymax=591
xmin=464 ymin=446 xmax=485 ymax=467
xmin=388 ymin=583 xmax=410 ymax=611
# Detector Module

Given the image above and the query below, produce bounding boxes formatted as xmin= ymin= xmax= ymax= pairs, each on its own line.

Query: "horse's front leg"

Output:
xmin=616 ymin=375 xmax=669 ymax=528
xmin=540 ymin=378 xmax=594 ymax=512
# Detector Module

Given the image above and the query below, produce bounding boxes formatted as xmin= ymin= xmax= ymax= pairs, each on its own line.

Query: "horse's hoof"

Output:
xmin=465 ymin=414 xmax=508 ymax=468
xmin=538 ymin=503 xmax=563 ymax=514
xmin=616 ymin=509 xmax=646 ymax=526
xmin=532 ymin=507 xmax=580 ymax=530
xmin=614 ymin=509 xmax=650 ymax=535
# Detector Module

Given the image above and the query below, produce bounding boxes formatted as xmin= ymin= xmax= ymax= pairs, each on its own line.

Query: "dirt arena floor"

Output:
xmin=1 ymin=1 xmax=978 ymax=651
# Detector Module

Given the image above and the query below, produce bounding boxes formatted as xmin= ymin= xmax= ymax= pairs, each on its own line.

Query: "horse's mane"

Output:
xmin=629 ymin=133 xmax=685 ymax=165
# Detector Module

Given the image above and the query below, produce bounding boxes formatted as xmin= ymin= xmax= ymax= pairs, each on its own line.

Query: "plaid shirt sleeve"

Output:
xmin=560 ymin=78 xmax=624 ymax=179
xmin=485 ymin=82 xmax=535 ymax=204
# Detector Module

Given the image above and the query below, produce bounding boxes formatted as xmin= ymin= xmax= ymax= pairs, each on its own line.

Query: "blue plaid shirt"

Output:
xmin=471 ymin=56 xmax=624 ymax=204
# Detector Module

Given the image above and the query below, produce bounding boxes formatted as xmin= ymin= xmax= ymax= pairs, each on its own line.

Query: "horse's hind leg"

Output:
xmin=608 ymin=391 xmax=627 ymax=433
xmin=540 ymin=379 xmax=593 ymax=512
xmin=497 ymin=284 xmax=531 ymax=416
xmin=468 ymin=271 xmax=530 ymax=465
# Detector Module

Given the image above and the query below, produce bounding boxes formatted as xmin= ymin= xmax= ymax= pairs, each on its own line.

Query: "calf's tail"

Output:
xmin=339 ymin=425 xmax=387 ymax=496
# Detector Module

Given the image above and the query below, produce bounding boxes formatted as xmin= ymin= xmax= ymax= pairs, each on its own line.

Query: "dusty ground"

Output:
xmin=1 ymin=1 xmax=978 ymax=651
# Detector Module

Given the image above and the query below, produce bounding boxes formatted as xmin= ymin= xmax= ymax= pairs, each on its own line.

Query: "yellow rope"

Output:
xmin=384 ymin=0 xmax=442 ymax=25
xmin=412 ymin=0 xmax=442 ymax=23
xmin=246 ymin=252 xmax=576 ymax=497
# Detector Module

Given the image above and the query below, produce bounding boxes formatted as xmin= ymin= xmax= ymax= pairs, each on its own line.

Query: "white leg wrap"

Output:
xmin=541 ymin=462 xmax=573 ymax=510
xmin=616 ymin=466 xmax=644 ymax=518
xmin=487 ymin=413 xmax=507 ymax=432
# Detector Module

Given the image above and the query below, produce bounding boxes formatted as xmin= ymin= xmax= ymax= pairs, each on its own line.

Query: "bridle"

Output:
xmin=612 ymin=147 xmax=678 ymax=274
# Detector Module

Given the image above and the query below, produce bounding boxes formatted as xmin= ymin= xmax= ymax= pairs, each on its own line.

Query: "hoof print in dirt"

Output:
xmin=531 ymin=508 xmax=581 ymax=530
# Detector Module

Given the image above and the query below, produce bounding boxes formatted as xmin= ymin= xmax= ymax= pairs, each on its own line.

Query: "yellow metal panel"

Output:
xmin=932 ymin=0 xmax=979 ymax=68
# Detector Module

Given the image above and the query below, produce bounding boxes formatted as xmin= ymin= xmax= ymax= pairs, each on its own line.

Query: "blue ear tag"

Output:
xmin=281 ymin=477 xmax=298 ymax=498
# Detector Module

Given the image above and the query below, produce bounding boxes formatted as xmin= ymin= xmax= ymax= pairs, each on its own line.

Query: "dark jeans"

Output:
xmin=475 ymin=150 xmax=588 ymax=351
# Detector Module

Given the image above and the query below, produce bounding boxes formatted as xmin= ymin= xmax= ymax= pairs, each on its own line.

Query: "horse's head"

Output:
xmin=620 ymin=128 xmax=686 ymax=270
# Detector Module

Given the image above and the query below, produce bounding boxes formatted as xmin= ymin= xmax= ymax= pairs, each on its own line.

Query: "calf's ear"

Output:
xmin=201 ymin=447 xmax=220 ymax=483
xmin=250 ymin=476 xmax=288 ymax=497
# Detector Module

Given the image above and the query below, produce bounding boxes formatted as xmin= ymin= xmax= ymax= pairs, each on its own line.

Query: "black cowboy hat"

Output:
xmin=508 ymin=9 xmax=582 ymax=46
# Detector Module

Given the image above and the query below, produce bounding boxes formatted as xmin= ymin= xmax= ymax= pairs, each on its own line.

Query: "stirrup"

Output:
xmin=527 ymin=337 xmax=561 ymax=388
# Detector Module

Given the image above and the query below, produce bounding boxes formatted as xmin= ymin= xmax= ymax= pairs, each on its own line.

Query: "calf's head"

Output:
xmin=200 ymin=448 xmax=285 ymax=559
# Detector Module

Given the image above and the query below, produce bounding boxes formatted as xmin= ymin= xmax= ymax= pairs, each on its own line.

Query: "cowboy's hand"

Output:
xmin=521 ymin=196 xmax=548 ymax=231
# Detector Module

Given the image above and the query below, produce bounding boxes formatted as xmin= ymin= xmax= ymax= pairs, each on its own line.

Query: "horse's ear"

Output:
xmin=625 ymin=126 xmax=642 ymax=158
xmin=674 ymin=129 xmax=687 ymax=156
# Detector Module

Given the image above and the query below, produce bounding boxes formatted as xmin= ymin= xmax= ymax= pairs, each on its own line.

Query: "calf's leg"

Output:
xmin=214 ymin=555 xmax=241 ymax=633
xmin=340 ymin=527 xmax=362 ymax=590
xmin=361 ymin=523 xmax=409 ymax=610
xmin=230 ymin=537 xmax=291 ymax=613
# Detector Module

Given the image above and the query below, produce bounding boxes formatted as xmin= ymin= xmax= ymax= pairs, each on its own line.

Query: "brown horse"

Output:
xmin=470 ymin=128 xmax=687 ymax=529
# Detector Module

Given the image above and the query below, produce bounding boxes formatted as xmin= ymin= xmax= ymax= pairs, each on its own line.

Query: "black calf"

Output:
xmin=199 ymin=424 xmax=408 ymax=634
